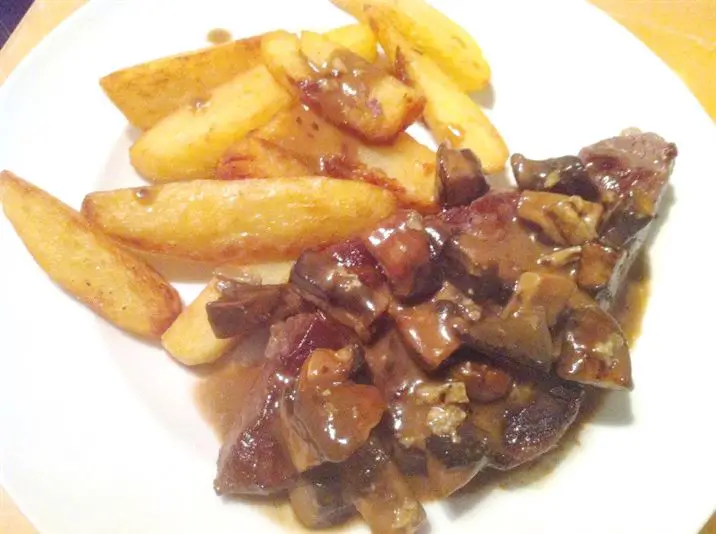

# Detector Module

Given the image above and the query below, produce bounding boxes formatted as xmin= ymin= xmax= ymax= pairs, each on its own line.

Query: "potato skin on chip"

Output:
xmin=0 ymin=171 xmax=181 ymax=339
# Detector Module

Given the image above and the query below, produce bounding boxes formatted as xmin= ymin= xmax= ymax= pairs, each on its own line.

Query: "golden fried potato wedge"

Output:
xmin=217 ymin=136 xmax=311 ymax=180
xmin=335 ymin=0 xmax=491 ymax=91
xmin=365 ymin=7 xmax=413 ymax=64
xmin=100 ymin=37 xmax=264 ymax=130
xmin=370 ymin=17 xmax=507 ymax=173
xmin=261 ymin=31 xmax=311 ymax=90
xmin=324 ymin=24 xmax=378 ymax=62
xmin=262 ymin=30 xmax=423 ymax=143
xmin=355 ymin=133 xmax=438 ymax=210
xmin=161 ymin=277 xmax=236 ymax=366
xmin=395 ymin=47 xmax=507 ymax=173
xmin=130 ymin=65 xmax=294 ymax=182
xmin=260 ymin=27 xmax=378 ymax=85
xmin=100 ymin=25 xmax=374 ymax=131
xmin=217 ymin=105 xmax=437 ymax=210
xmin=300 ymin=30 xmax=351 ymax=67
xmin=0 ymin=171 xmax=181 ymax=339
xmin=329 ymin=0 xmax=370 ymax=20
xmin=81 ymin=178 xmax=397 ymax=263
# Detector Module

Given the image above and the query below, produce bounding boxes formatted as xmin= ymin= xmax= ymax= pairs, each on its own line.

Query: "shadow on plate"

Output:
xmin=125 ymin=123 xmax=142 ymax=144
xmin=142 ymin=253 xmax=217 ymax=284
xmin=469 ymin=83 xmax=495 ymax=109
xmin=643 ymin=183 xmax=675 ymax=251
xmin=589 ymin=390 xmax=634 ymax=426
xmin=221 ymin=493 xmax=363 ymax=534
xmin=486 ymin=167 xmax=514 ymax=189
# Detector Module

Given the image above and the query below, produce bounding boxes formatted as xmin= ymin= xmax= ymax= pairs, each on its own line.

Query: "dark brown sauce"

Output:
xmin=195 ymin=360 xmax=262 ymax=440
xmin=253 ymin=105 xmax=406 ymax=198
xmin=301 ymin=50 xmax=388 ymax=131
xmin=613 ymin=252 xmax=651 ymax=346
xmin=195 ymin=357 xmax=359 ymax=532
xmin=133 ymin=186 xmax=156 ymax=204
xmin=260 ymin=105 xmax=363 ymax=176
xmin=207 ymin=28 xmax=232 ymax=45
xmin=193 ymin=255 xmax=651 ymax=528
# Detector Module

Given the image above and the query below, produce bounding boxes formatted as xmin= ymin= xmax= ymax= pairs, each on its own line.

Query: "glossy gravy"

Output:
xmin=613 ymin=252 xmax=650 ymax=346
xmin=196 ymin=356 xmax=357 ymax=530
xmin=207 ymin=28 xmax=232 ymax=45
xmin=195 ymin=360 xmax=262 ymax=440
xmin=301 ymin=50 xmax=389 ymax=130
xmin=194 ymin=254 xmax=650 ymax=527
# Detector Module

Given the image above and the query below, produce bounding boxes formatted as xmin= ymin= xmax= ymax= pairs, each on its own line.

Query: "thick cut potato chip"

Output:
xmin=0 ymin=171 xmax=181 ymax=339
xmin=218 ymin=105 xmax=438 ymax=210
xmin=334 ymin=0 xmax=491 ymax=92
xmin=81 ymin=178 xmax=397 ymax=263
xmin=130 ymin=65 xmax=294 ymax=182
xmin=218 ymin=136 xmax=312 ymax=180
xmin=100 ymin=37 xmax=264 ymax=130
xmin=100 ymin=25 xmax=376 ymax=131
xmin=301 ymin=31 xmax=424 ymax=143
xmin=395 ymin=47 xmax=508 ymax=173
xmin=161 ymin=261 xmax=295 ymax=365
xmin=324 ymin=24 xmax=378 ymax=62
xmin=262 ymin=31 xmax=423 ymax=143
xmin=370 ymin=16 xmax=507 ymax=173
xmin=161 ymin=277 xmax=236 ymax=366
xmin=365 ymin=7 xmax=413 ymax=64
xmin=260 ymin=31 xmax=312 ymax=89
xmin=355 ymin=133 xmax=438 ymax=209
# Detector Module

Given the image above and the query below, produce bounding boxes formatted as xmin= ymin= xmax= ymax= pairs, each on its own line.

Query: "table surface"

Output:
xmin=0 ymin=0 xmax=714 ymax=532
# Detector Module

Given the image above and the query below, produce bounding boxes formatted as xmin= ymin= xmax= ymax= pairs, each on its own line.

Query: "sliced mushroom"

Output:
xmin=443 ymin=191 xmax=555 ymax=292
xmin=557 ymin=305 xmax=633 ymax=390
xmin=207 ymin=279 xmax=306 ymax=339
xmin=437 ymin=143 xmax=489 ymax=207
xmin=538 ymin=246 xmax=582 ymax=270
xmin=341 ymin=437 xmax=427 ymax=534
xmin=288 ymin=346 xmax=385 ymax=466
xmin=511 ymin=153 xmax=599 ymax=201
xmin=390 ymin=281 xmax=482 ymax=369
xmin=448 ymin=360 xmax=514 ymax=403
xmin=577 ymin=242 xmax=631 ymax=306
xmin=503 ymin=271 xmax=577 ymax=328
xmin=466 ymin=309 xmax=555 ymax=370
xmin=517 ymin=191 xmax=603 ymax=246
xmin=289 ymin=465 xmax=356 ymax=529
xmin=422 ymin=452 xmax=488 ymax=499
xmin=290 ymin=239 xmax=390 ymax=341
xmin=365 ymin=331 xmax=485 ymax=477
xmin=364 ymin=210 xmax=441 ymax=302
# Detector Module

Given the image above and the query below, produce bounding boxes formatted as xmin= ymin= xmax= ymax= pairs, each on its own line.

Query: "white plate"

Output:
xmin=1 ymin=0 xmax=715 ymax=532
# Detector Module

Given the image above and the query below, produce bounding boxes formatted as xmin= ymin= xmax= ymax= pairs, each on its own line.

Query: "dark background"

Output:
xmin=1 ymin=0 xmax=34 ymax=48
